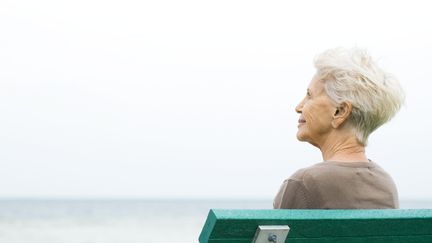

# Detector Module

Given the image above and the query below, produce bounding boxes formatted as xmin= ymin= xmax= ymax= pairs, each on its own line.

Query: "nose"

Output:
xmin=295 ymin=98 xmax=304 ymax=114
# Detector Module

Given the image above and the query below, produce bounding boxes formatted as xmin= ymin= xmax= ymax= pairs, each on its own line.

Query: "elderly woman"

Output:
xmin=274 ymin=48 xmax=405 ymax=209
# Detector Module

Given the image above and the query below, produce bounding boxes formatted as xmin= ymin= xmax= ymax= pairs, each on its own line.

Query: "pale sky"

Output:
xmin=1 ymin=0 xmax=431 ymax=200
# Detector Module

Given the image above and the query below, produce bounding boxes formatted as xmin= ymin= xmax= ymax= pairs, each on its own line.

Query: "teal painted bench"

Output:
xmin=199 ymin=209 xmax=432 ymax=242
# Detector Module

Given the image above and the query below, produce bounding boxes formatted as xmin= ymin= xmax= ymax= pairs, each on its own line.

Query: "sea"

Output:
xmin=0 ymin=199 xmax=430 ymax=243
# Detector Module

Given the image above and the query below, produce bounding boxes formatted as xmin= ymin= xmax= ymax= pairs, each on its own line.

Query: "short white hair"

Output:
xmin=314 ymin=47 xmax=405 ymax=145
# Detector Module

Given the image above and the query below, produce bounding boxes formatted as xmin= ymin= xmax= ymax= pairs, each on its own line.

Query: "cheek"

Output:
xmin=303 ymin=105 xmax=333 ymax=129
xmin=302 ymin=105 xmax=318 ymax=123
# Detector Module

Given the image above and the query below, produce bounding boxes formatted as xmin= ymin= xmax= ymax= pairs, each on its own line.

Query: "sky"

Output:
xmin=1 ymin=0 xmax=431 ymax=200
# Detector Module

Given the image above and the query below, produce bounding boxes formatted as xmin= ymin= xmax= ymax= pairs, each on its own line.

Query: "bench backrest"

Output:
xmin=199 ymin=209 xmax=432 ymax=242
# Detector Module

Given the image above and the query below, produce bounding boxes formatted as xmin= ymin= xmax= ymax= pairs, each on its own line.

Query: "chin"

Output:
xmin=297 ymin=133 xmax=318 ymax=147
xmin=296 ymin=132 xmax=307 ymax=142
xmin=296 ymin=131 xmax=321 ymax=149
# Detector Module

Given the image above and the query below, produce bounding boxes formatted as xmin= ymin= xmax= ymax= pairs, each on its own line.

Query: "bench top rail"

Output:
xmin=199 ymin=209 xmax=432 ymax=243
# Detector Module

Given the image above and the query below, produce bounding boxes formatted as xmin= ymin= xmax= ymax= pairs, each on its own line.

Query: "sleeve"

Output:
xmin=273 ymin=179 xmax=310 ymax=209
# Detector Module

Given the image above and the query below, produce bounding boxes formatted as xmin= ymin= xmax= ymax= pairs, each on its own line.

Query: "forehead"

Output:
xmin=307 ymin=76 xmax=326 ymax=93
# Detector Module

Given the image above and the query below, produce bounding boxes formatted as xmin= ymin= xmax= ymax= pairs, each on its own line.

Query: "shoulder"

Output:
xmin=288 ymin=162 xmax=331 ymax=181
xmin=297 ymin=161 xmax=379 ymax=176
xmin=288 ymin=162 xmax=373 ymax=188
xmin=276 ymin=163 xmax=328 ymax=209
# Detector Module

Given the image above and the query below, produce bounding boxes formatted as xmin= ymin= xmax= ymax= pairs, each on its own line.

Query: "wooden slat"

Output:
xmin=199 ymin=209 xmax=432 ymax=243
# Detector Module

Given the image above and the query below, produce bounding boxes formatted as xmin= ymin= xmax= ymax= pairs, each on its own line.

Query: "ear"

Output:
xmin=331 ymin=101 xmax=352 ymax=128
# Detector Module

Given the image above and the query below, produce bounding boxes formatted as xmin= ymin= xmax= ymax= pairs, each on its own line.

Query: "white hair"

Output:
xmin=314 ymin=47 xmax=405 ymax=145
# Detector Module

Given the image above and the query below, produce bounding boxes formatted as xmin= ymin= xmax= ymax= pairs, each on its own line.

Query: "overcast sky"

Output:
xmin=1 ymin=0 xmax=431 ymax=200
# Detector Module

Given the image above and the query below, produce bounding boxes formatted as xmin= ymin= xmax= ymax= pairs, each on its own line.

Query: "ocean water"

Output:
xmin=0 ymin=199 xmax=430 ymax=243
xmin=0 ymin=199 xmax=270 ymax=243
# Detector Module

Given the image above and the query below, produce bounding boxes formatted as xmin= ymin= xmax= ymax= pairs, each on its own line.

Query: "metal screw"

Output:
xmin=268 ymin=233 xmax=277 ymax=243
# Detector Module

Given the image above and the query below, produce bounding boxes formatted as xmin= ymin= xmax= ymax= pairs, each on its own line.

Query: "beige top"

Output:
xmin=273 ymin=161 xmax=399 ymax=209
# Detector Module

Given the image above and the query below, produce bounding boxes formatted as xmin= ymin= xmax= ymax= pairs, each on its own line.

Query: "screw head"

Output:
xmin=268 ymin=233 xmax=277 ymax=243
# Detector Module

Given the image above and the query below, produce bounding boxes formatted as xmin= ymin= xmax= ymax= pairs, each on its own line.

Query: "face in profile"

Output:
xmin=295 ymin=77 xmax=337 ymax=148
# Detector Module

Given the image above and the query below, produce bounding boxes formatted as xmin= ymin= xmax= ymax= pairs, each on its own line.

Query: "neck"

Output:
xmin=319 ymin=134 xmax=368 ymax=163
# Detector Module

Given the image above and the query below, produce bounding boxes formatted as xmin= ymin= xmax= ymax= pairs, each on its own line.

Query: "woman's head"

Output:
xmin=295 ymin=77 xmax=341 ymax=147
xmin=312 ymin=47 xmax=405 ymax=145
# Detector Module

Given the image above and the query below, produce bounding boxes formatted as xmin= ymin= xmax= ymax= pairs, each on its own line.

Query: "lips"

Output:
xmin=298 ymin=118 xmax=306 ymax=123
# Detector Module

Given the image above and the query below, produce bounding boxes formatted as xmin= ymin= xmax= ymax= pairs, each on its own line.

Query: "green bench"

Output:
xmin=199 ymin=209 xmax=432 ymax=242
